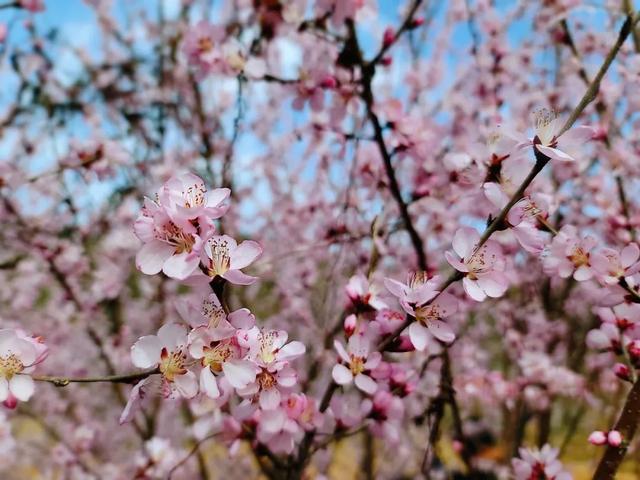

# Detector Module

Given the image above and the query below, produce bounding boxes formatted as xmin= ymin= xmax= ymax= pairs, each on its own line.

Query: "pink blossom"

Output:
xmin=503 ymin=108 xmax=595 ymax=162
xmin=190 ymin=335 xmax=256 ymax=399
xmin=130 ymin=324 xmax=198 ymax=399
xmin=512 ymin=444 xmax=572 ymax=480
xmin=201 ymin=235 xmax=263 ymax=285
xmin=134 ymin=197 xmax=203 ymax=280
xmin=238 ymin=329 xmax=306 ymax=410
xmin=385 ymin=272 xmax=457 ymax=346
xmin=332 ymin=334 xmax=380 ymax=394
xmin=346 ymin=273 xmax=388 ymax=311
xmin=591 ymin=243 xmax=640 ymax=284
xmin=445 ymin=227 xmax=509 ymax=301
xmin=0 ymin=329 xmax=47 ymax=406
xmin=542 ymin=225 xmax=598 ymax=281
xmin=159 ymin=173 xmax=230 ymax=222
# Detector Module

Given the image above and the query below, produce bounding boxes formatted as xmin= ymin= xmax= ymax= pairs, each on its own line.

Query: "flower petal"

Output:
xmin=131 ymin=335 xmax=162 ymax=368
xmin=136 ymin=240 xmax=175 ymax=275
xmin=9 ymin=374 xmax=34 ymax=402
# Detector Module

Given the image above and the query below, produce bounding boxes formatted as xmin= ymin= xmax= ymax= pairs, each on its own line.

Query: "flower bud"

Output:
xmin=344 ymin=314 xmax=357 ymax=337
xmin=613 ymin=363 xmax=632 ymax=382
xmin=627 ymin=340 xmax=640 ymax=360
xmin=410 ymin=17 xmax=425 ymax=29
xmin=319 ymin=74 xmax=337 ymax=89
xmin=382 ymin=28 xmax=395 ymax=47
xmin=588 ymin=431 xmax=607 ymax=446
xmin=607 ymin=430 xmax=623 ymax=447
xmin=381 ymin=56 xmax=393 ymax=67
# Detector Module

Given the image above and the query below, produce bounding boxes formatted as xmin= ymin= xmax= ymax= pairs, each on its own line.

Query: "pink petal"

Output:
xmin=278 ymin=341 xmax=306 ymax=361
xmin=0 ymin=378 xmax=8 ymax=402
xmin=333 ymin=340 xmax=350 ymax=363
xmin=445 ymin=251 xmax=469 ymax=272
xmin=222 ymin=360 xmax=257 ymax=389
xmin=573 ymin=265 xmax=593 ymax=281
xmin=354 ymin=374 xmax=377 ymax=394
xmin=230 ymin=240 xmax=262 ymax=270
xmin=332 ymin=364 xmax=353 ymax=385
xmin=463 ymin=277 xmax=486 ymax=302
xmin=427 ymin=320 xmax=455 ymax=344
xmin=477 ymin=272 xmax=508 ymax=298
xmin=207 ymin=187 xmax=231 ymax=207
xmin=222 ymin=269 xmax=257 ymax=285
xmin=9 ymin=375 xmax=34 ymax=401
xmin=136 ymin=240 xmax=174 ymax=275
xmin=383 ymin=278 xmax=408 ymax=298
xmin=452 ymin=227 xmax=479 ymax=258
xmin=200 ymin=368 xmax=221 ymax=398
xmin=228 ymin=308 xmax=255 ymax=329
xmin=621 ymin=244 xmax=640 ymax=268
xmin=131 ymin=335 xmax=162 ymax=368
xmin=162 ymin=251 xmax=200 ymax=280
xmin=536 ymin=144 xmax=575 ymax=162
xmin=174 ymin=371 xmax=198 ymax=398
xmin=409 ymin=322 xmax=429 ymax=351
xmin=157 ymin=323 xmax=187 ymax=350
xmin=259 ymin=387 xmax=281 ymax=410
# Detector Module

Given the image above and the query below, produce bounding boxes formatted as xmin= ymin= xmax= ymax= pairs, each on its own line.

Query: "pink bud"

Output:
xmin=319 ymin=74 xmax=337 ymax=89
xmin=613 ymin=363 xmax=632 ymax=382
xmin=381 ymin=56 xmax=393 ymax=67
xmin=0 ymin=24 xmax=6 ymax=43
xmin=383 ymin=28 xmax=395 ymax=47
xmin=608 ymin=430 xmax=623 ymax=447
xmin=344 ymin=314 xmax=357 ymax=337
xmin=592 ymin=125 xmax=608 ymax=141
xmin=393 ymin=335 xmax=415 ymax=352
xmin=410 ymin=17 xmax=425 ymax=29
xmin=588 ymin=431 xmax=607 ymax=446
xmin=628 ymin=340 xmax=640 ymax=359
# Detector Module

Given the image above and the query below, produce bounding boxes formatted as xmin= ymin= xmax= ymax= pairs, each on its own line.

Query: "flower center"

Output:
xmin=568 ymin=246 xmax=589 ymax=268
xmin=257 ymin=369 xmax=276 ymax=390
xmin=198 ymin=36 xmax=214 ymax=53
xmin=408 ymin=271 xmax=429 ymax=289
xmin=533 ymin=108 xmax=558 ymax=146
xmin=202 ymin=300 xmax=226 ymax=329
xmin=258 ymin=331 xmax=279 ymax=365
xmin=159 ymin=348 xmax=187 ymax=382
xmin=207 ymin=239 xmax=231 ymax=277
xmin=467 ymin=247 xmax=490 ymax=277
xmin=183 ymin=184 xmax=206 ymax=209
xmin=0 ymin=354 xmax=24 ymax=380
xmin=415 ymin=304 xmax=438 ymax=326
xmin=349 ymin=355 xmax=365 ymax=376
xmin=202 ymin=342 xmax=235 ymax=373
xmin=158 ymin=221 xmax=195 ymax=254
